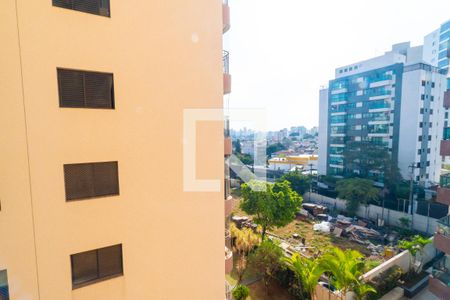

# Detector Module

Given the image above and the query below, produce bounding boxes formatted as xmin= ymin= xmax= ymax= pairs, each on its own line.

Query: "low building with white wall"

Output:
xmin=268 ymin=154 xmax=318 ymax=172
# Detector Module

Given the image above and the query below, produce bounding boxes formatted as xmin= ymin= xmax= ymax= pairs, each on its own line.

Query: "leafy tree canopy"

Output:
xmin=278 ymin=171 xmax=311 ymax=195
xmin=266 ymin=143 xmax=286 ymax=157
xmin=336 ymin=178 xmax=379 ymax=216
xmin=240 ymin=180 xmax=302 ymax=239
xmin=343 ymin=141 xmax=402 ymax=189
xmin=233 ymin=139 xmax=242 ymax=154
xmin=236 ymin=153 xmax=254 ymax=166
xmin=319 ymin=247 xmax=376 ymax=299
xmin=249 ymin=240 xmax=284 ymax=294
xmin=232 ymin=285 xmax=250 ymax=300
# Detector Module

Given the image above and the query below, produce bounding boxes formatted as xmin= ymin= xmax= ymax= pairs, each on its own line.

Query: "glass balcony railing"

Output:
xmin=368 ymin=124 xmax=389 ymax=134
xmin=441 ymin=21 xmax=450 ymax=34
xmin=371 ymin=141 xmax=389 ymax=147
xmin=369 ymin=75 xmax=392 ymax=84
xmin=330 ymin=116 xmax=347 ymax=124
xmin=368 ymin=129 xmax=389 ymax=134
xmin=368 ymin=101 xmax=390 ymax=110
xmin=444 ymin=128 xmax=450 ymax=140
xmin=329 ymin=167 xmax=343 ymax=175
xmin=368 ymin=112 xmax=390 ymax=121
xmin=330 ymin=94 xmax=348 ymax=103
xmin=437 ymin=215 xmax=450 ymax=237
xmin=431 ymin=256 xmax=450 ymax=287
xmin=223 ymin=50 xmax=229 ymax=74
xmin=330 ymin=81 xmax=348 ymax=90
xmin=330 ymin=126 xmax=346 ymax=134
xmin=330 ymin=147 xmax=344 ymax=155
xmin=330 ymin=137 xmax=347 ymax=144
xmin=224 ymin=116 xmax=230 ymax=137
xmin=369 ymin=89 xmax=391 ymax=97
xmin=329 ymin=157 xmax=344 ymax=165
xmin=440 ymin=30 xmax=450 ymax=43
xmin=440 ymin=174 xmax=450 ymax=189
xmin=330 ymin=105 xmax=347 ymax=113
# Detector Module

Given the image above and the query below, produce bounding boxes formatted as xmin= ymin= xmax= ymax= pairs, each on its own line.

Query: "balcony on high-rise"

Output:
xmin=224 ymin=137 xmax=232 ymax=156
xmin=444 ymin=90 xmax=450 ymax=109
xmin=223 ymin=0 xmax=230 ymax=33
xmin=223 ymin=50 xmax=231 ymax=94
xmin=437 ymin=174 xmax=450 ymax=206
xmin=225 ymin=246 xmax=233 ymax=274
xmin=440 ymin=127 xmax=450 ymax=156
xmin=434 ymin=215 xmax=450 ymax=254
xmin=429 ymin=255 xmax=450 ymax=300
xmin=224 ymin=116 xmax=230 ymax=138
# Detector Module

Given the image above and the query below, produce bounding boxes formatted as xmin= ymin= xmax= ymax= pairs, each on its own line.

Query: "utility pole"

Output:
xmin=408 ymin=162 xmax=417 ymax=230
xmin=308 ymin=163 xmax=313 ymax=201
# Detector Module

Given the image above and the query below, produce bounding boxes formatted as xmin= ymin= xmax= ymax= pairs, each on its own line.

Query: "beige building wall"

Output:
xmin=0 ymin=0 xmax=224 ymax=299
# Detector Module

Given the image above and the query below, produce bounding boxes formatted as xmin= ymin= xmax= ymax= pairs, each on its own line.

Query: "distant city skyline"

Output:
xmin=230 ymin=124 xmax=317 ymax=133
xmin=225 ymin=0 xmax=450 ymax=130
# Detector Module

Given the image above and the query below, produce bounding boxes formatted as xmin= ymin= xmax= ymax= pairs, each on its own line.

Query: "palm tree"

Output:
xmin=229 ymin=222 xmax=260 ymax=283
xmin=352 ymin=280 xmax=377 ymax=300
xmin=283 ymin=253 xmax=323 ymax=300
xmin=398 ymin=235 xmax=432 ymax=276
xmin=318 ymin=247 xmax=373 ymax=300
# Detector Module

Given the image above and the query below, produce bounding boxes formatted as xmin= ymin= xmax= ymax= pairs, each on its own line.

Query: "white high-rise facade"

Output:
xmin=319 ymin=42 xmax=447 ymax=185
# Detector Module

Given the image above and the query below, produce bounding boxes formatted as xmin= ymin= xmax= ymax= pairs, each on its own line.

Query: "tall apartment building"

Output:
xmin=424 ymin=20 xmax=450 ymax=72
xmin=0 ymin=1 xmax=225 ymax=299
xmin=318 ymin=43 xmax=447 ymax=185
xmin=426 ymin=19 xmax=450 ymax=300
xmin=223 ymin=0 xmax=234 ymax=295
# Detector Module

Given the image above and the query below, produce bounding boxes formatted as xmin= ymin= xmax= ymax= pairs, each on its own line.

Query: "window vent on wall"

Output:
xmin=71 ymin=244 xmax=123 ymax=289
xmin=57 ymin=68 xmax=114 ymax=109
xmin=64 ymin=162 xmax=119 ymax=201
xmin=53 ymin=0 xmax=111 ymax=17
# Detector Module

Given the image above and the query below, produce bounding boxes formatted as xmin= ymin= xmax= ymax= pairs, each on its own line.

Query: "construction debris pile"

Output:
xmin=308 ymin=209 xmax=398 ymax=257
xmin=231 ymin=202 xmax=404 ymax=259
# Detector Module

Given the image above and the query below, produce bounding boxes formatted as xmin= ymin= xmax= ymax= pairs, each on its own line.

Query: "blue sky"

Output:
xmin=225 ymin=0 xmax=450 ymax=130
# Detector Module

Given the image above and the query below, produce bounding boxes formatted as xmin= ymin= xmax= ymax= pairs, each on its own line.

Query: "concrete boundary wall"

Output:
xmin=305 ymin=192 xmax=438 ymax=235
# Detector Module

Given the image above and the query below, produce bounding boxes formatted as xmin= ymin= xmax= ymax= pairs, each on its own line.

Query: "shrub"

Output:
xmin=232 ymin=284 xmax=249 ymax=300
xmin=367 ymin=265 xmax=403 ymax=300
xmin=274 ymin=268 xmax=304 ymax=299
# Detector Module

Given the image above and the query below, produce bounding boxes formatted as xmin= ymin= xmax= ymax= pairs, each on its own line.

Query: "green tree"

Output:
xmin=249 ymin=240 xmax=284 ymax=295
xmin=318 ymin=247 xmax=375 ymax=300
xmin=266 ymin=143 xmax=286 ymax=157
xmin=398 ymin=217 xmax=411 ymax=229
xmin=398 ymin=235 xmax=432 ymax=276
xmin=395 ymin=182 xmax=410 ymax=200
xmin=233 ymin=139 xmax=242 ymax=154
xmin=240 ymin=180 xmax=302 ymax=240
xmin=353 ymin=281 xmax=377 ymax=300
xmin=232 ymin=284 xmax=249 ymax=300
xmin=343 ymin=141 xmax=401 ymax=189
xmin=278 ymin=171 xmax=311 ymax=195
xmin=283 ymin=253 xmax=323 ymax=300
xmin=281 ymin=137 xmax=292 ymax=148
xmin=319 ymin=175 xmax=339 ymax=187
xmin=236 ymin=153 xmax=254 ymax=165
xmin=336 ymin=178 xmax=379 ymax=216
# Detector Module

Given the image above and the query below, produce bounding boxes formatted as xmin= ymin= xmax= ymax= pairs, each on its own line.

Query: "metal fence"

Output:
xmin=223 ymin=50 xmax=230 ymax=74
